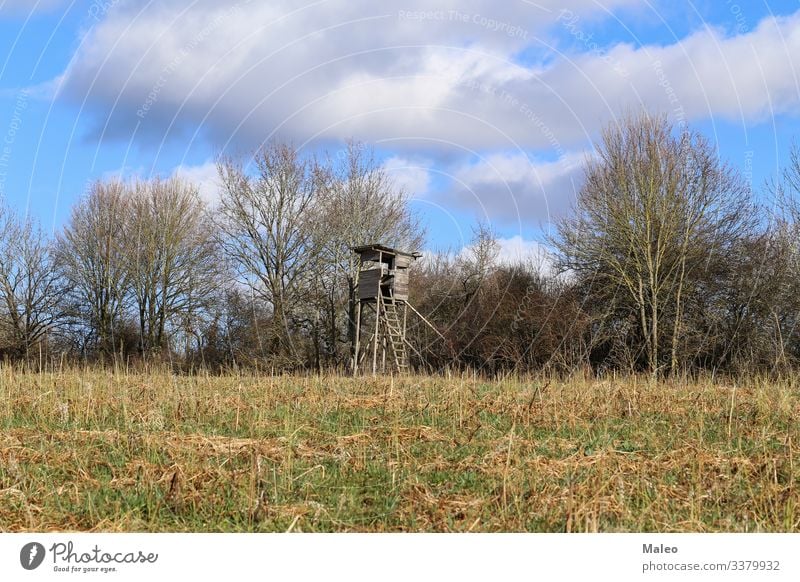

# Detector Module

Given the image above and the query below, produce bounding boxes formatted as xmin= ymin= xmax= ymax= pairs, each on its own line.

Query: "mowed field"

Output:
xmin=1 ymin=368 xmax=798 ymax=532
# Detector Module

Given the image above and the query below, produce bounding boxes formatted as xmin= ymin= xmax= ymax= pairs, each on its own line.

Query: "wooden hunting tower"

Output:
xmin=352 ymin=244 xmax=421 ymax=375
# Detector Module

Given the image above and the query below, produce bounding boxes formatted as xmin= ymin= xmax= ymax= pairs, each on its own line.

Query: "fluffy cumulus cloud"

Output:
xmin=48 ymin=0 xmax=800 ymax=226
xmin=495 ymin=235 xmax=551 ymax=267
xmin=55 ymin=0 xmax=643 ymax=150
xmin=56 ymin=0 xmax=800 ymax=153
xmin=436 ymin=151 xmax=584 ymax=222
xmin=96 ymin=160 xmax=221 ymax=205
xmin=382 ymin=156 xmax=431 ymax=198
xmin=455 ymin=234 xmax=553 ymax=271
xmin=172 ymin=161 xmax=220 ymax=205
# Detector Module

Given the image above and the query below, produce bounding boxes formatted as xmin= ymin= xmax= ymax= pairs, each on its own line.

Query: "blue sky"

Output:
xmin=1 ymin=0 xmax=799 ymax=259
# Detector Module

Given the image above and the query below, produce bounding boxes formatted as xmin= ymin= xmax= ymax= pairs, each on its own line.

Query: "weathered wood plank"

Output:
xmin=358 ymin=267 xmax=385 ymax=299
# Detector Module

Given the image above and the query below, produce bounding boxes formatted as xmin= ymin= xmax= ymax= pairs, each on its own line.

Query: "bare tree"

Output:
xmin=216 ymin=141 xmax=321 ymax=362
xmin=554 ymin=112 xmax=753 ymax=376
xmin=0 ymin=205 xmax=65 ymax=359
xmin=57 ymin=180 xmax=130 ymax=356
xmin=125 ymin=177 xmax=221 ymax=356
xmin=764 ymin=142 xmax=800 ymax=368
xmin=456 ymin=221 xmax=499 ymax=304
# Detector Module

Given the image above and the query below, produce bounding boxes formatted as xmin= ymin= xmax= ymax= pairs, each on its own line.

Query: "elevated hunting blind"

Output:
xmin=352 ymin=244 xmax=423 ymax=375
xmin=354 ymin=244 xmax=420 ymax=302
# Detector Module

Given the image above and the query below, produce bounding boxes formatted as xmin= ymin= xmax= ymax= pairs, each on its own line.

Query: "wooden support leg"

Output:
xmin=353 ymin=301 xmax=362 ymax=376
xmin=372 ymin=300 xmax=379 ymax=376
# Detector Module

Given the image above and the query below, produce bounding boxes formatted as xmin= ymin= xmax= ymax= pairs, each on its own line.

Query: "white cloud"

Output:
xmin=172 ymin=161 xmax=220 ymax=206
xmin=55 ymin=2 xmax=800 ymax=155
xmin=47 ymin=1 xmax=800 ymax=229
xmin=54 ymin=0 xmax=643 ymax=151
xmin=495 ymin=235 xmax=551 ymax=267
xmin=456 ymin=234 xmax=554 ymax=275
xmin=95 ymin=160 xmax=221 ymax=206
xmin=443 ymin=151 xmax=585 ymax=222
xmin=382 ymin=156 xmax=430 ymax=197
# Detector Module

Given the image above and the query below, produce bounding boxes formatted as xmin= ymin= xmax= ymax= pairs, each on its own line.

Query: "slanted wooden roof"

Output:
xmin=352 ymin=243 xmax=422 ymax=259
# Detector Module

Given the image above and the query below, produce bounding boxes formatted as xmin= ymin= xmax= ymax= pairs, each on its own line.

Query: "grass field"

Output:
xmin=0 ymin=368 xmax=798 ymax=532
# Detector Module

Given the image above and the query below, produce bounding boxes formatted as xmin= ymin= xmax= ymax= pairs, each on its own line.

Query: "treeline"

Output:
xmin=4 ymin=113 xmax=800 ymax=376
xmin=1 ymin=141 xmax=423 ymax=370
xmin=415 ymin=114 xmax=800 ymax=377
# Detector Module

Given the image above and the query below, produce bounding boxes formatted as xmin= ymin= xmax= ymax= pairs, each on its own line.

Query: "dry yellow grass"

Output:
xmin=0 ymin=368 xmax=798 ymax=532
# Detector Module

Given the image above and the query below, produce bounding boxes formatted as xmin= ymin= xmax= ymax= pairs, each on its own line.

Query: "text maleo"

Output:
xmin=643 ymin=544 xmax=678 ymax=554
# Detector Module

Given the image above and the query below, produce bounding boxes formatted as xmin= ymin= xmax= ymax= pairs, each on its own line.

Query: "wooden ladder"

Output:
xmin=380 ymin=294 xmax=408 ymax=373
